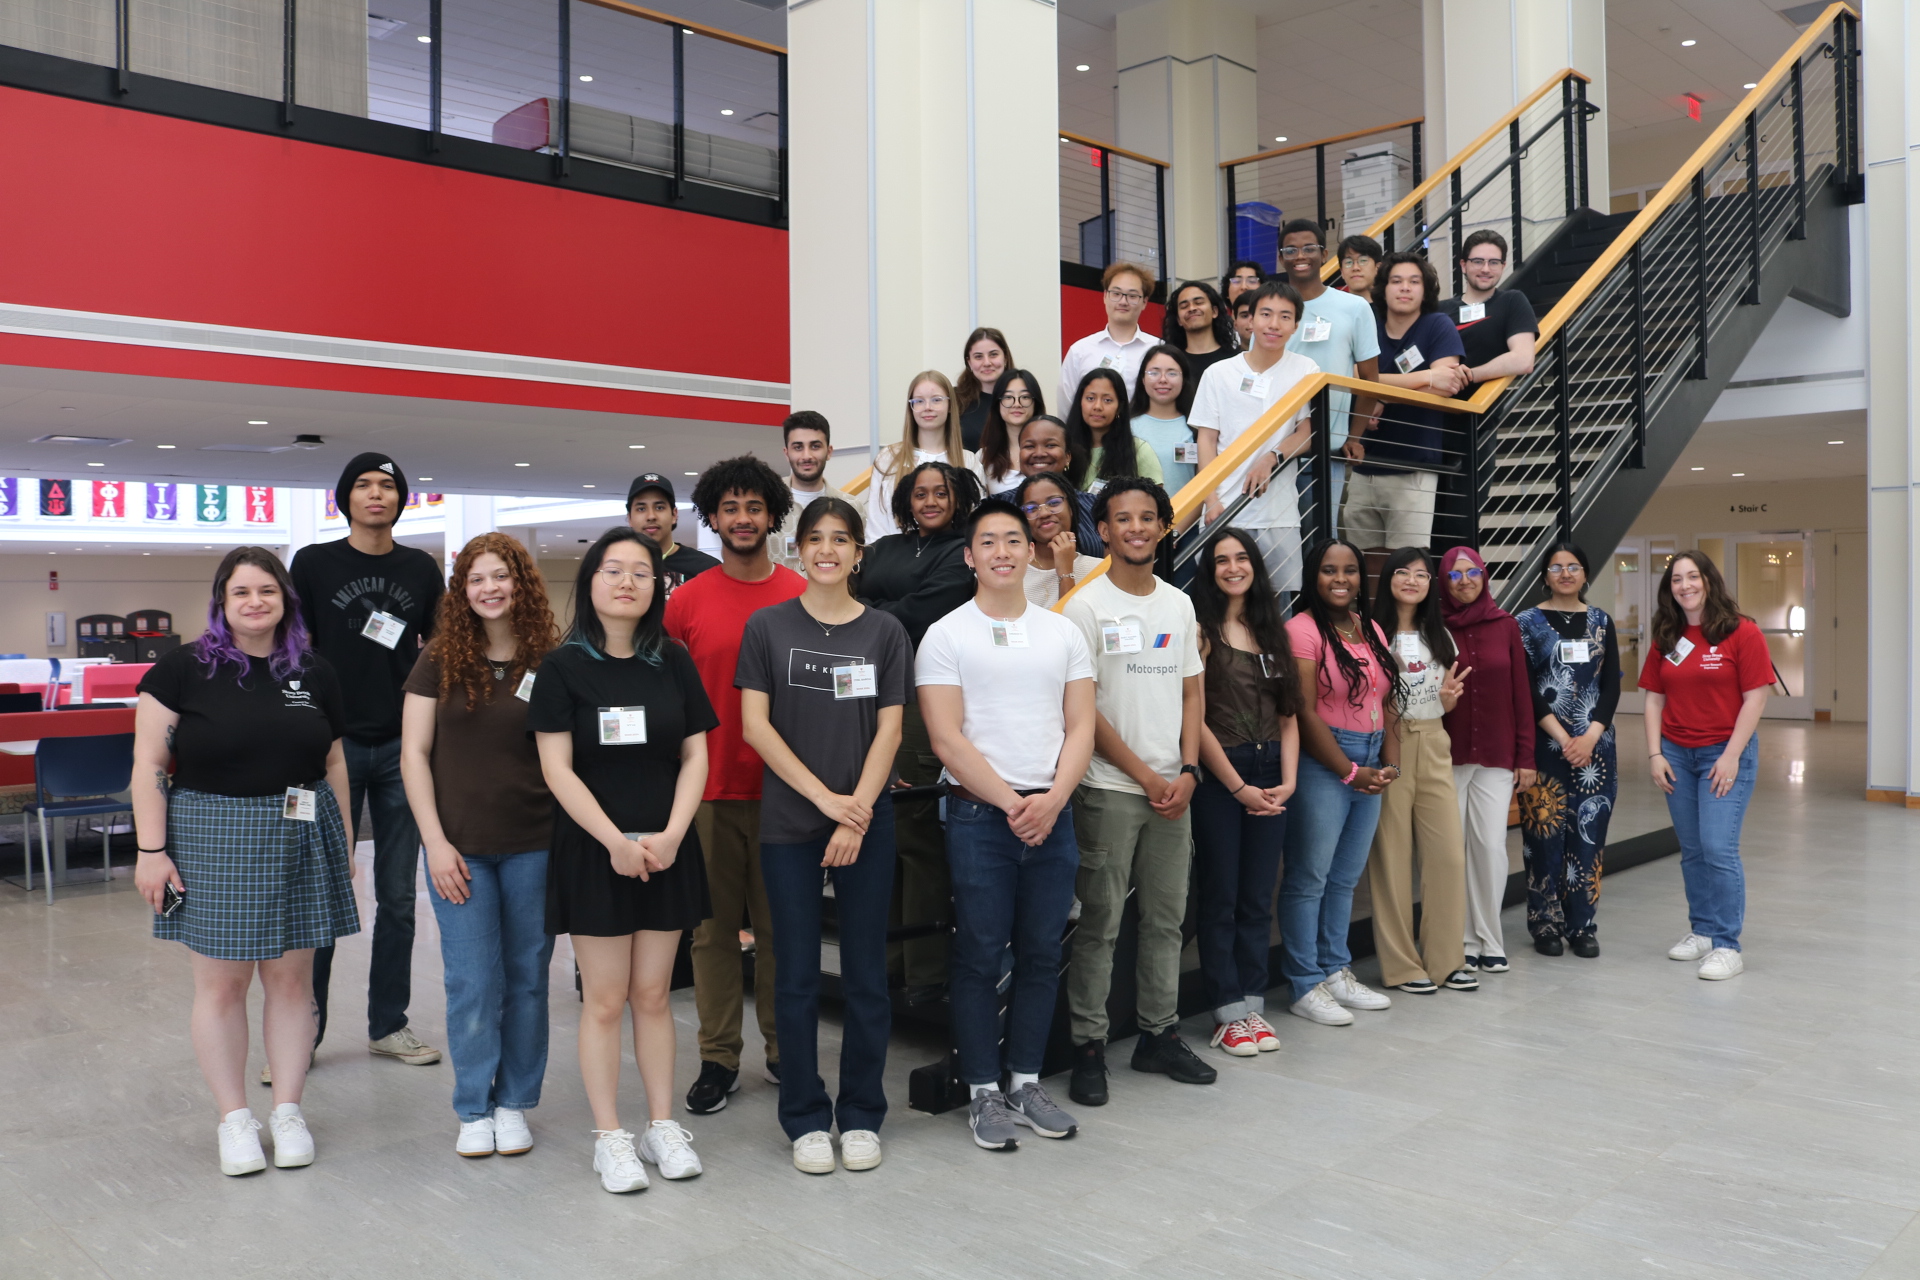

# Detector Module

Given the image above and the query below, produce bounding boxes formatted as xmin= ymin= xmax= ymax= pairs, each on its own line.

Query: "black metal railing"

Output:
xmin=1060 ymin=131 xmax=1168 ymax=277
xmin=1220 ymin=118 xmax=1423 ymax=274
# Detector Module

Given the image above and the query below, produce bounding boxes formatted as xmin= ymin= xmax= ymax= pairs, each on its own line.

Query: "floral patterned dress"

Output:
xmin=1516 ymin=605 xmax=1619 ymax=941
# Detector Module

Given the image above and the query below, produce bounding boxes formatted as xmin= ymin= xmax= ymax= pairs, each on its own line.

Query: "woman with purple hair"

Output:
xmin=133 ymin=547 xmax=359 ymax=1178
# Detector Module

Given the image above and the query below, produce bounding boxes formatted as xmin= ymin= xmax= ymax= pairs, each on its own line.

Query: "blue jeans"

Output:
xmin=1191 ymin=740 xmax=1286 ymax=1022
xmin=1278 ymin=727 xmax=1383 ymax=1002
xmin=945 ymin=796 xmax=1079 ymax=1085
xmin=428 ymin=850 xmax=555 ymax=1122
xmin=761 ymin=798 xmax=897 ymax=1140
xmin=313 ymin=736 xmax=424 ymax=1043
xmin=1662 ymin=736 xmax=1758 ymax=951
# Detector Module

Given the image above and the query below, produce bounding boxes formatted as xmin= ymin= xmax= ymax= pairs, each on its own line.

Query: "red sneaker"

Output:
xmin=1209 ymin=1019 xmax=1259 ymax=1057
xmin=1245 ymin=1013 xmax=1281 ymax=1052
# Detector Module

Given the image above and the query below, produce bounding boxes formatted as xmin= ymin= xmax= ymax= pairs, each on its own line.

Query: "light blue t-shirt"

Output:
xmin=1285 ymin=288 xmax=1380 ymax=448
xmin=1132 ymin=414 xmax=1197 ymax=494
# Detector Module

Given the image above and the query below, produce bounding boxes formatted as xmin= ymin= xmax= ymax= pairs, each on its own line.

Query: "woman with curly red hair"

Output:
xmin=399 ymin=532 xmax=561 ymax=1159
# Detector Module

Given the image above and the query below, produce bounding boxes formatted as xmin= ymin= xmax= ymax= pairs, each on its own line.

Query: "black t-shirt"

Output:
xmin=660 ymin=543 xmax=720 ymax=601
xmin=1361 ymin=311 xmax=1465 ymax=474
xmin=525 ymin=641 xmax=720 ymax=835
xmin=139 ymin=645 xmax=346 ymax=797
xmin=1440 ymin=289 xmax=1539 ymax=379
xmin=289 ymin=538 xmax=444 ymax=744
xmin=734 ymin=599 xmax=914 ymax=844
xmin=1181 ymin=344 xmax=1238 ymax=384
xmin=960 ymin=398 xmax=990 ymax=453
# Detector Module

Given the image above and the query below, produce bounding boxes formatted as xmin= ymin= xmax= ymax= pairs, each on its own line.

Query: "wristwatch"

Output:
xmin=1180 ymin=764 xmax=1201 ymax=780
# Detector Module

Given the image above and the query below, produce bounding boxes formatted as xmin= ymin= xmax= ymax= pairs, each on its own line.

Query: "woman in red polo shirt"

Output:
xmin=1638 ymin=551 xmax=1771 ymax=982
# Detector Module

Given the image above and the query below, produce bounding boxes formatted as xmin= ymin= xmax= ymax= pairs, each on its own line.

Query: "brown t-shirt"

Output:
xmin=403 ymin=649 xmax=554 ymax=857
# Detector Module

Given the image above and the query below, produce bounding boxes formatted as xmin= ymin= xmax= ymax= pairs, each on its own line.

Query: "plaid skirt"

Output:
xmin=154 ymin=783 xmax=361 ymax=961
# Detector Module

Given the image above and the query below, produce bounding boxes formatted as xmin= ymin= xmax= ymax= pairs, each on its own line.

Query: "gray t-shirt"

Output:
xmin=734 ymin=598 xmax=915 ymax=844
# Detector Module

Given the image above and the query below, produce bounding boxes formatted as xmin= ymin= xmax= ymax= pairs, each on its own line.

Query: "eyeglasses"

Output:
xmin=1106 ymin=289 xmax=1145 ymax=304
xmin=1464 ymin=256 xmax=1506 ymax=268
xmin=1391 ymin=568 xmax=1432 ymax=583
xmin=1278 ymin=244 xmax=1324 ymax=258
xmin=1143 ymin=366 xmax=1179 ymax=380
xmin=999 ymin=392 xmax=1034 ymax=407
xmin=596 ymin=568 xmax=655 ymax=585
xmin=1447 ymin=567 xmax=1484 ymax=582
xmin=1021 ymin=496 xmax=1067 ymax=515
xmin=908 ymin=396 xmax=950 ymax=409
xmin=1341 ymin=257 xmax=1373 ymax=271
xmin=1546 ymin=563 xmax=1584 ymax=576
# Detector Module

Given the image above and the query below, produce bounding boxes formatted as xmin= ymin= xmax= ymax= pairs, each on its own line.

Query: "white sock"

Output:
xmin=1008 ymin=1072 xmax=1038 ymax=1093
xmin=222 ymin=1108 xmax=253 ymax=1125
xmin=272 ymin=1102 xmax=302 ymax=1119
xmin=970 ymin=1083 xmax=996 ymax=1099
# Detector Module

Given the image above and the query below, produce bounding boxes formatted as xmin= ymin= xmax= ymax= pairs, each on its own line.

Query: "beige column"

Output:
xmin=1114 ymin=0 xmax=1258 ymax=287
xmin=788 ymin=0 xmax=1061 ymax=467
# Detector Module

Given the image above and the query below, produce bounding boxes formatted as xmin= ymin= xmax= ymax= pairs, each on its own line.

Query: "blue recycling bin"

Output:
xmin=1233 ymin=202 xmax=1283 ymax=274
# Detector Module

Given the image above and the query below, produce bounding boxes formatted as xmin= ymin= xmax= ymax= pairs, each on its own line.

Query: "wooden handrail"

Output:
xmin=1219 ymin=117 xmax=1423 ymax=170
xmin=1059 ymin=130 xmax=1170 ymax=170
xmin=1532 ymin=2 xmax=1857 ymax=344
xmin=579 ymin=0 xmax=785 ymax=56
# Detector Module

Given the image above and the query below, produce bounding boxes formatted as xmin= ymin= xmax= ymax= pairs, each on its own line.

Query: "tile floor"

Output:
xmin=2 ymin=719 xmax=1913 ymax=1279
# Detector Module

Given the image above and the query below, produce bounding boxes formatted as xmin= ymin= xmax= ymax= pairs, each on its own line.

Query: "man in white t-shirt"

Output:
xmin=917 ymin=499 xmax=1095 ymax=1154
xmin=1190 ymin=280 xmax=1321 ymax=592
xmin=1060 ymin=479 xmax=1212 ymax=1109
xmin=1060 ymin=260 xmax=1159 ymax=413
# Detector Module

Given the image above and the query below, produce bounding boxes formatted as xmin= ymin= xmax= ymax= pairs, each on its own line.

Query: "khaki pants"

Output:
xmin=691 ymin=799 xmax=778 ymax=1070
xmin=1343 ymin=469 xmax=1438 ymax=551
xmin=1366 ymin=717 xmax=1467 ymax=987
xmin=1067 ymin=785 xmax=1193 ymax=1043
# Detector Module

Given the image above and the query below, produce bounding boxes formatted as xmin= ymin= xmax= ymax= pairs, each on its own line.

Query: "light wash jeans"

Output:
xmin=1277 ymin=727 xmax=1384 ymax=1002
xmin=1662 ymin=736 xmax=1758 ymax=951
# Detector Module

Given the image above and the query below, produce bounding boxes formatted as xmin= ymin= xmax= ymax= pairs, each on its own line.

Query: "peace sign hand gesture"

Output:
xmin=1439 ymin=663 xmax=1471 ymax=713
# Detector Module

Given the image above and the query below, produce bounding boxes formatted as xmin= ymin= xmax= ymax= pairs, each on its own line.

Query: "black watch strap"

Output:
xmin=1180 ymin=764 xmax=1201 ymax=779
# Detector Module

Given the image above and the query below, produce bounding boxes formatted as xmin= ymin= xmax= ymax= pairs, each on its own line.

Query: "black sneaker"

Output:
xmin=1394 ymin=978 xmax=1439 ymax=994
xmin=1533 ymin=935 xmax=1565 ymax=957
xmin=1478 ymin=954 xmax=1510 ymax=973
xmin=1068 ymin=1040 xmax=1109 ymax=1107
xmin=684 ymin=1060 xmax=739 ymax=1115
xmin=1130 ymin=1028 xmax=1218 ymax=1085
xmin=1442 ymin=968 xmax=1480 ymax=990
xmin=905 ymin=983 xmax=948 ymax=1007
xmin=762 ymin=1060 xmax=781 ymax=1084
xmin=1569 ymin=932 xmax=1600 ymax=958
xmin=1462 ymin=955 xmax=1480 ymax=970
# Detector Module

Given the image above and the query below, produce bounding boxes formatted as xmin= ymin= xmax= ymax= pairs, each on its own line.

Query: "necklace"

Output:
xmin=802 ymin=600 xmax=860 ymax=637
xmin=490 ymin=661 xmax=507 ymax=681
xmin=1332 ymin=614 xmax=1361 ymax=642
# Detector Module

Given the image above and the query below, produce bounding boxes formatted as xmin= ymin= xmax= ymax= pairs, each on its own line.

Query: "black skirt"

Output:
xmin=545 ymin=815 xmax=712 ymax=937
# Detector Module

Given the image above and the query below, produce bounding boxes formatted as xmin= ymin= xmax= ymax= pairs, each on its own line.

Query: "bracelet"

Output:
xmin=1341 ymin=762 xmax=1360 ymax=786
xmin=137 ymin=845 xmax=167 ymax=854
xmin=1233 ymin=782 xmax=1254 ymax=796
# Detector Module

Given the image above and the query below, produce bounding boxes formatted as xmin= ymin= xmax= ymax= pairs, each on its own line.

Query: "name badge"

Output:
xmin=1300 ymin=316 xmax=1331 ymax=342
xmin=990 ymin=619 xmax=1030 ymax=649
xmin=1174 ymin=442 xmax=1200 ymax=465
xmin=1396 ymin=633 xmax=1422 ymax=663
xmin=1098 ymin=356 xmax=1116 ymax=369
xmin=1102 ymin=623 xmax=1143 ymax=655
xmin=1667 ymin=636 xmax=1695 ymax=666
xmin=598 ymin=706 xmax=648 ymax=745
xmin=361 ymin=609 xmax=406 ymax=650
xmin=1239 ymin=374 xmax=1271 ymax=398
xmin=1457 ymin=302 xmax=1486 ymax=324
xmin=1559 ymin=639 xmax=1591 ymax=664
xmin=1393 ymin=344 xmax=1425 ymax=375
xmin=833 ymin=663 xmax=877 ymax=699
xmin=283 ymin=787 xmax=317 ymax=822
xmin=515 ymin=670 xmax=536 ymax=702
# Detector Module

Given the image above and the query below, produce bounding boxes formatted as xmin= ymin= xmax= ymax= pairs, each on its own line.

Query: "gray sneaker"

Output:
xmin=967 ymin=1090 xmax=1019 ymax=1151
xmin=1007 ymin=1082 xmax=1077 ymax=1139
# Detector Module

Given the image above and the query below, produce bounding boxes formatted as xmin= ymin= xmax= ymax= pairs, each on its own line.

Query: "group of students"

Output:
xmin=127 ymin=267 xmax=1770 ymax=1189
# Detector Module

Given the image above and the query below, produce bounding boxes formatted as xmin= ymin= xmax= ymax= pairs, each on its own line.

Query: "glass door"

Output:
xmin=1611 ymin=536 xmax=1676 ymax=716
xmin=1723 ymin=533 xmax=1813 ymax=719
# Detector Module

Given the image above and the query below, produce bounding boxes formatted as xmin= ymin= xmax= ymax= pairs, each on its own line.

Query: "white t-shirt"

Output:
xmin=1062 ymin=575 xmax=1204 ymax=795
xmin=1188 ymin=350 xmax=1319 ymax=529
xmin=1391 ymin=629 xmax=1446 ymax=721
xmin=915 ymin=599 xmax=1094 ymax=792
xmin=1059 ymin=326 xmax=1157 ymax=413
xmin=1023 ymin=554 xmax=1101 ymax=608
xmin=867 ymin=447 xmax=988 ymax=540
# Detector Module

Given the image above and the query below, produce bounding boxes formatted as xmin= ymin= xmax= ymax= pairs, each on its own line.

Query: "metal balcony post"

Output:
xmin=1310 ymin=389 xmax=1333 ymax=548
xmin=1554 ymin=344 xmax=1574 ymax=543
xmin=671 ymin=24 xmax=686 ymax=200
xmin=1155 ymin=163 xmax=1167 ymax=280
xmin=1576 ymin=78 xmax=1590 ymax=211
xmin=1410 ymin=121 xmax=1424 ymax=236
xmin=1789 ymin=57 xmax=1807 ymax=240
xmin=1449 ymin=169 xmax=1464 ymax=295
xmin=1690 ymin=170 xmax=1709 ymax=379
xmin=777 ymin=53 xmax=788 ymax=222
xmin=280 ymin=0 xmax=296 ymax=127
xmin=114 ymin=0 xmax=129 ymax=95
xmin=1509 ymin=118 xmax=1523 ymax=266
xmin=1098 ymin=147 xmax=1112 ymax=268
xmin=1743 ymin=113 xmax=1761 ymax=305
xmin=1843 ymin=15 xmax=1862 ymax=200
xmin=1463 ymin=412 xmax=1483 ymax=553
xmin=1223 ymin=163 xmax=1237 ymax=273
xmin=556 ymin=0 xmax=571 ymax=178
xmin=1629 ymin=241 xmax=1647 ymax=470
xmin=1315 ymin=144 xmax=1327 ymax=230
xmin=428 ymin=0 xmax=442 ymax=148
xmin=1561 ymin=77 xmax=1576 ymax=217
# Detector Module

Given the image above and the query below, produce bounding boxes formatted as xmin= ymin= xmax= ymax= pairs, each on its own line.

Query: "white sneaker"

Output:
xmin=1698 ymin=948 xmax=1745 ymax=981
xmin=1668 ymin=932 xmax=1713 ymax=961
xmin=493 ymin=1108 xmax=532 ymax=1156
xmin=1326 ymin=967 xmax=1392 ymax=1010
xmin=592 ymin=1129 xmax=649 ymax=1193
xmin=839 ymin=1129 xmax=882 ymax=1171
xmin=791 ymin=1130 xmax=835 ymax=1175
xmin=457 ymin=1117 xmax=496 ymax=1158
xmin=639 ymin=1119 xmax=703 ymax=1180
xmin=268 ymin=1103 xmax=313 ymax=1168
xmin=1289 ymin=983 xmax=1355 ymax=1026
xmin=217 ymin=1109 xmax=266 ymax=1176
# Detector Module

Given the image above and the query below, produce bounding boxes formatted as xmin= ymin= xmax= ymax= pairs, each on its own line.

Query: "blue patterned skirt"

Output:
xmin=154 ymin=783 xmax=361 ymax=961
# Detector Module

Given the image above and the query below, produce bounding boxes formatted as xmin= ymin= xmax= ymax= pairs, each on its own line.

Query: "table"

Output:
xmin=0 ymin=707 xmax=135 ymax=892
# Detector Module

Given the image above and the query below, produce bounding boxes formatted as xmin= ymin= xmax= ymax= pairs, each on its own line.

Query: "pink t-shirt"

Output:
xmin=1286 ymin=613 xmax=1390 ymax=732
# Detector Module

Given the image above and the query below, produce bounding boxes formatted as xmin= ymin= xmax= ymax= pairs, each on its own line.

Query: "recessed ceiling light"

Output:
xmin=579 ymin=75 xmax=593 ymax=82
xmin=1680 ymin=38 xmax=1696 ymax=47
xmin=87 ymin=462 xmax=103 ymax=467
xmin=721 ymin=108 xmax=734 ymax=116
xmin=248 ymin=420 xmax=268 ymax=425
xmin=417 ymin=34 xmax=431 ymax=42
xmin=629 ymin=444 xmax=646 ymax=449
xmin=583 ymin=484 xmax=595 ymax=488
xmin=419 ymin=476 xmax=433 ymax=481
xmin=1731 ymin=472 xmax=1745 ymax=477
xmin=1274 ymin=136 xmax=1288 ymax=143
xmin=157 ymin=444 xmax=176 ymax=449
xmin=684 ymin=471 xmax=698 ymax=476
xmin=1690 ymin=466 xmax=1705 ymax=471
xmin=1743 ymin=82 xmax=1757 ymax=89
xmin=1075 ymin=64 xmax=1090 ymax=72
xmin=142 ymin=552 xmax=150 ymax=556
xmin=1828 ymin=439 xmax=1844 ymax=444
xmin=514 ymin=462 xmax=530 ymax=467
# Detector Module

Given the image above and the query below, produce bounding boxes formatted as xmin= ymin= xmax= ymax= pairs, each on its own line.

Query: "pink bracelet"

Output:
xmin=1341 ymin=762 xmax=1360 ymax=786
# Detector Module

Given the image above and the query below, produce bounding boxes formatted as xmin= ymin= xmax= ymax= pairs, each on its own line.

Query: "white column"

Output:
xmin=789 ymin=0 xmax=1061 ymax=463
xmin=441 ymin=495 xmax=498 ymax=573
xmin=1863 ymin=0 xmax=1913 ymax=798
xmin=283 ymin=488 xmax=321 ymax=562
xmin=1114 ymin=0 xmax=1257 ymax=287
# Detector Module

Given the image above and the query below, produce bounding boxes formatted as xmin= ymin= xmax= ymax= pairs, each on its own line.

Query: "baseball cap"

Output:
xmin=626 ymin=473 xmax=675 ymax=507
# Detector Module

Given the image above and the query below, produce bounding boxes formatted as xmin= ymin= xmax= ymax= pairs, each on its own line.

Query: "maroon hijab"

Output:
xmin=1438 ymin=545 xmax=1509 ymax=629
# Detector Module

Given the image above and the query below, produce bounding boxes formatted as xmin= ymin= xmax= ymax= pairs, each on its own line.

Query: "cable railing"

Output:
xmin=1059 ymin=131 xmax=1168 ymax=277
xmin=2 ymin=0 xmax=787 ymax=207
xmin=1220 ymin=118 xmax=1424 ymax=272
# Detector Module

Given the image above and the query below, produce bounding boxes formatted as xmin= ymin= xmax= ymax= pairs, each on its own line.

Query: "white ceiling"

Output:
xmin=1664 ymin=408 xmax=1862 ymax=485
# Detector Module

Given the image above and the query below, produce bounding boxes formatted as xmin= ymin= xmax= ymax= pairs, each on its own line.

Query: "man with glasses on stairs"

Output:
xmin=1061 ymin=261 xmax=1159 ymax=411
xmin=1277 ymin=219 xmax=1383 ymax=535
xmin=1440 ymin=230 xmax=1538 ymax=392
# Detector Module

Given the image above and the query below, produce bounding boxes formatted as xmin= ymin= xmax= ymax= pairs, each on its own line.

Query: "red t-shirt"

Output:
xmin=663 ymin=563 xmax=807 ymax=801
xmin=1636 ymin=619 xmax=1772 ymax=747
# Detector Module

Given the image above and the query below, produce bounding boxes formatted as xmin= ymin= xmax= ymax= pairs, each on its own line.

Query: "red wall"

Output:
xmin=1060 ymin=285 xmax=1165 ymax=355
xmin=0 ymin=87 xmax=787 ymax=420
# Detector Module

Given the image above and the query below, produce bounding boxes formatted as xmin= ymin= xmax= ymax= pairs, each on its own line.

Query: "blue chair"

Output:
xmin=28 ymin=734 xmax=134 ymax=905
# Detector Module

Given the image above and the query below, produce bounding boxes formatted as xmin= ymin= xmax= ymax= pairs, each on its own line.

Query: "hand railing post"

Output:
xmin=1449 ymin=169 xmax=1463 ymax=294
xmin=114 ymin=0 xmax=129 ymax=95
xmin=280 ymin=0 xmax=296 ymax=127
xmin=1743 ymin=113 xmax=1761 ymax=305
xmin=671 ymin=24 xmax=685 ymax=200
xmin=1315 ymin=143 xmax=1327 ymax=232
xmin=777 ymin=52 xmax=789 ymax=222
xmin=1561 ymin=76 xmax=1575 ymax=217
xmin=556 ymin=0 xmax=571 ymax=178
xmin=1576 ymin=77 xmax=1590 ymax=210
xmin=1630 ymin=240 xmax=1647 ymax=469
xmin=428 ymin=0 xmax=442 ymax=149
xmin=1223 ymin=162 xmax=1237 ymax=275
xmin=1789 ymin=56 xmax=1806 ymax=240
xmin=1554 ymin=342 xmax=1574 ymax=543
xmin=1098 ymin=147 xmax=1112 ymax=268
xmin=1464 ymin=411 xmax=1482 ymax=553
xmin=1843 ymin=15 xmax=1861 ymax=200
xmin=1155 ymin=162 xmax=1167 ymax=282
xmin=1311 ymin=389 xmax=1333 ymax=548
xmin=1508 ymin=118 xmax=1523 ymax=267
xmin=1410 ymin=121 xmax=1424 ymax=239
xmin=1690 ymin=170 xmax=1709 ymax=379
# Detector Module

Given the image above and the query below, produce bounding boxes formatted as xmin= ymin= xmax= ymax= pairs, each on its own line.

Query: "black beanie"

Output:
xmin=335 ymin=452 xmax=409 ymax=522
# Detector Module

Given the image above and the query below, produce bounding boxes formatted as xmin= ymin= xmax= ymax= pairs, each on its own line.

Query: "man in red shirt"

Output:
xmin=664 ymin=456 xmax=804 ymax=1113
